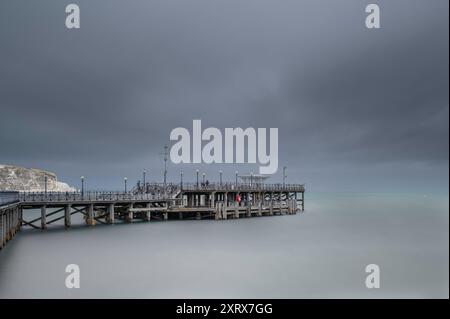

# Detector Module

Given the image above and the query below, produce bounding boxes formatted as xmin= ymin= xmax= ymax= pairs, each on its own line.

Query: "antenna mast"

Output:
xmin=163 ymin=144 xmax=168 ymax=185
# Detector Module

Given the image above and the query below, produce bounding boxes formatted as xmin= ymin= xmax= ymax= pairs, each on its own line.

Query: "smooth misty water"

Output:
xmin=0 ymin=193 xmax=448 ymax=298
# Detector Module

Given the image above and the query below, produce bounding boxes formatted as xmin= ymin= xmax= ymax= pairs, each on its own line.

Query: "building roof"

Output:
xmin=238 ymin=174 xmax=270 ymax=183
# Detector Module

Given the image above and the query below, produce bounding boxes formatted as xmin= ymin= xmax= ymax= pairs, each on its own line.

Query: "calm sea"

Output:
xmin=0 ymin=192 xmax=448 ymax=298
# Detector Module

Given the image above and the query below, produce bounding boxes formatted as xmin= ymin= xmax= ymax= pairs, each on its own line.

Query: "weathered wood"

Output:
xmin=7 ymin=185 xmax=304 ymax=237
xmin=86 ymin=204 xmax=95 ymax=226
xmin=65 ymin=205 xmax=71 ymax=228
xmin=41 ymin=206 xmax=47 ymax=230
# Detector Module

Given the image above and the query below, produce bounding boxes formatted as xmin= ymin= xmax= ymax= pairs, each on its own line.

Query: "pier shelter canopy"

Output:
xmin=238 ymin=174 xmax=270 ymax=185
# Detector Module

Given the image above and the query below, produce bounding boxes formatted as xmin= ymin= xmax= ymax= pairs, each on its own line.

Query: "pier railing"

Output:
xmin=0 ymin=191 xmax=20 ymax=207
xmin=178 ymin=182 xmax=305 ymax=192
xmin=137 ymin=182 xmax=305 ymax=193
xmin=19 ymin=191 xmax=165 ymax=203
xmin=19 ymin=182 xmax=305 ymax=203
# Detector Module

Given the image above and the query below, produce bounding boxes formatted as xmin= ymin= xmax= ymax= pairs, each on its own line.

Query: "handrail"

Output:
xmin=179 ymin=182 xmax=305 ymax=192
xmin=0 ymin=191 xmax=20 ymax=206
xmin=136 ymin=182 xmax=305 ymax=192
xmin=19 ymin=191 xmax=166 ymax=203
xmin=18 ymin=183 xmax=305 ymax=203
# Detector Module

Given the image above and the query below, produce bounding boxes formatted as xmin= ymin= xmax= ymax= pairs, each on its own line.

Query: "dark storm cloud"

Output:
xmin=261 ymin=13 xmax=449 ymax=164
xmin=0 ymin=0 xmax=448 ymax=190
xmin=246 ymin=0 xmax=449 ymax=163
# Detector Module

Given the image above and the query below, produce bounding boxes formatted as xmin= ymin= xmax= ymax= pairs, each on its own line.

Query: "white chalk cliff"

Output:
xmin=0 ymin=164 xmax=75 ymax=192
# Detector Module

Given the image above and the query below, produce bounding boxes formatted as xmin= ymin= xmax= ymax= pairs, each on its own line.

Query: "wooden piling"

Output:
xmin=107 ymin=203 xmax=115 ymax=224
xmin=41 ymin=205 xmax=47 ymax=230
xmin=64 ymin=205 xmax=71 ymax=228
xmin=86 ymin=204 xmax=95 ymax=226
xmin=10 ymin=183 xmax=304 ymax=236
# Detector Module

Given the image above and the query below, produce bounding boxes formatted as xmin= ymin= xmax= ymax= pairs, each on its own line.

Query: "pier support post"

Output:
xmin=214 ymin=203 xmax=220 ymax=220
xmin=6 ymin=212 xmax=10 ymax=240
xmin=9 ymin=210 xmax=14 ymax=238
xmin=234 ymin=206 xmax=239 ymax=219
xmin=221 ymin=203 xmax=227 ymax=220
xmin=5 ymin=212 xmax=9 ymax=241
xmin=41 ymin=205 xmax=47 ymax=230
xmin=86 ymin=204 xmax=96 ymax=226
xmin=9 ymin=211 xmax=12 ymax=238
xmin=11 ymin=210 xmax=15 ymax=237
xmin=125 ymin=204 xmax=133 ymax=223
xmin=211 ymin=192 xmax=215 ymax=208
xmin=13 ymin=209 xmax=17 ymax=235
xmin=64 ymin=205 xmax=71 ymax=228
xmin=145 ymin=203 xmax=151 ymax=221
xmin=18 ymin=206 xmax=22 ymax=231
xmin=10 ymin=210 xmax=14 ymax=236
xmin=16 ymin=208 xmax=20 ymax=232
xmin=163 ymin=212 xmax=168 ymax=220
xmin=4 ymin=213 xmax=6 ymax=245
xmin=3 ymin=213 xmax=6 ymax=243
xmin=302 ymin=192 xmax=305 ymax=211
xmin=9 ymin=211 xmax=13 ymax=238
xmin=4 ymin=213 xmax=8 ymax=241
xmin=0 ymin=214 xmax=4 ymax=249
xmin=107 ymin=204 xmax=115 ymax=224
xmin=14 ymin=209 xmax=17 ymax=234
xmin=12 ymin=210 xmax=17 ymax=235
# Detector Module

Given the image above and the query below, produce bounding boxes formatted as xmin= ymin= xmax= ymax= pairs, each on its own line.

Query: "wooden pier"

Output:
xmin=0 ymin=192 xmax=21 ymax=250
xmin=1 ymin=182 xmax=305 ymax=250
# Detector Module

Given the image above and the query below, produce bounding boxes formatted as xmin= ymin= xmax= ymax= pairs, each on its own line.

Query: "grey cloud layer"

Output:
xmin=0 ymin=0 xmax=448 ymax=191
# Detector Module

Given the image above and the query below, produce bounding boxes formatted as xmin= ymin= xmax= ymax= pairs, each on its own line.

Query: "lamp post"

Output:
xmin=235 ymin=171 xmax=238 ymax=187
xmin=283 ymin=166 xmax=287 ymax=188
xmin=250 ymin=172 xmax=253 ymax=187
xmin=196 ymin=169 xmax=199 ymax=188
xmin=180 ymin=171 xmax=183 ymax=188
xmin=124 ymin=177 xmax=128 ymax=193
xmin=80 ymin=176 xmax=85 ymax=198
xmin=219 ymin=170 xmax=223 ymax=186
xmin=163 ymin=145 xmax=168 ymax=186
xmin=44 ymin=173 xmax=48 ymax=198
xmin=143 ymin=169 xmax=146 ymax=193
xmin=202 ymin=173 xmax=206 ymax=184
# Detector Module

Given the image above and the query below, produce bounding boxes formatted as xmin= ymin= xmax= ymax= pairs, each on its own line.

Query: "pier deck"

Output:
xmin=1 ymin=182 xmax=305 ymax=249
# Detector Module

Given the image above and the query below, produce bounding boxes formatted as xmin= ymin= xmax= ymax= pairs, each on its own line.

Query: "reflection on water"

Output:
xmin=0 ymin=193 xmax=448 ymax=298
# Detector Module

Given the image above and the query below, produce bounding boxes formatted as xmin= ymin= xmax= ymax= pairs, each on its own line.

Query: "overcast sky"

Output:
xmin=0 ymin=0 xmax=448 ymax=192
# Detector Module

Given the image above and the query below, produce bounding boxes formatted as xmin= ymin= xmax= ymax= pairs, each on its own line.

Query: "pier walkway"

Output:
xmin=1 ymin=182 xmax=305 ymax=250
